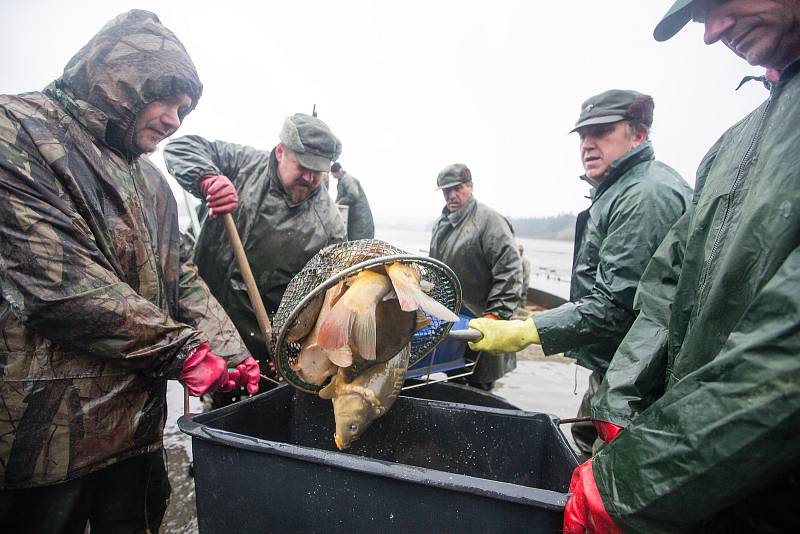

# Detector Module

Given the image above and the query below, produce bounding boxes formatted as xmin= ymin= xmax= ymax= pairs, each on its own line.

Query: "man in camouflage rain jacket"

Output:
xmin=164 ymin=113 xmax=346 ymax=398
xmin=0 ymin=10 xmax=249 ymax=532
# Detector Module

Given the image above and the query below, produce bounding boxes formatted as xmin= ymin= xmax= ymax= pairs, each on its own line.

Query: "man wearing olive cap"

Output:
xmin=541 ymin=2 xmax=800 ymax=533
xmin=468 ymin=90 xmax=691 ymax=454
xmin=429 ymin=163 xmax=521 ymax=390
xmin=165 ymin=114 xmax=346 ymax=398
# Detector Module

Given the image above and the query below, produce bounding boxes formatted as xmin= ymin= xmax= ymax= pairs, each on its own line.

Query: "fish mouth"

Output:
xmin=334 ymin=434 xmax=345 ymax=450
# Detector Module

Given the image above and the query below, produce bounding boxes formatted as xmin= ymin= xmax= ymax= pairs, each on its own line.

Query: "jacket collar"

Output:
xmin=441 ymin=196 xmax=477 ymax=227
xmin=580 ymin=141 xmax=655 ymax=201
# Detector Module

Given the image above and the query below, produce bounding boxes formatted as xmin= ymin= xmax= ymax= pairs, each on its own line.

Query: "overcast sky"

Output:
xmin=3 ymin=0 xmax=769 ymax=225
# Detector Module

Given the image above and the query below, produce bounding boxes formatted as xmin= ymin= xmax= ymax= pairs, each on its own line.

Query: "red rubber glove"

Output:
xmin=179 ymin=342 xmax=235 ymax=396
xmin=563 ymin=460 xmax=621 ymax=534
xmin=227 ymin=356 xmax=261 ymax=395
xmin=593 ymin=420 xmax=623 ymax=443
xmin=199 ymin=174 xmax=238 ymax=219
xmin=482 ymin=313 xmax=498 ymax=320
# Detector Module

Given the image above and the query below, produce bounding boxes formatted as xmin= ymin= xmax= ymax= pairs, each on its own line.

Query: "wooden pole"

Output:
xmin=222 ymin=213 xmax=273 ymax=353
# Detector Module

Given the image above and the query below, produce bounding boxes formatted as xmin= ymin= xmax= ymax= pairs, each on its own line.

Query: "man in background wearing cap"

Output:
xmin=330 ymin=162 xmax=375 ymax=240
xmin=165 ymin=113 xmax=346 ymax=400
xmin=559 ymin=2 xmax=800 ymax=532
xmin=468 ymin=90 xmax=691 ymax=455
xmin=429 ymin=164 xmax=521 ymax=390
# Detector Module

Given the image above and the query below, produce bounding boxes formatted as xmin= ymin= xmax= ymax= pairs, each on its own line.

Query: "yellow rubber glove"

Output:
xmin=467 ymin=317 xmax=540 ymax=354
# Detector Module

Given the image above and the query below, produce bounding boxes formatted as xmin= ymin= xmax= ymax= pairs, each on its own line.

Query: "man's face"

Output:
xmin=577 ymin=121 xmax=645 ymax=183
xmin=443 ymin=182 xmax=473 ymax=213
xmin=133 ymin=94 xmax=192 ymax=153
xmin=692 ymin=0 xmax=800 ymax=69
xmin=275 ymin=144 xmax=326 ymax=203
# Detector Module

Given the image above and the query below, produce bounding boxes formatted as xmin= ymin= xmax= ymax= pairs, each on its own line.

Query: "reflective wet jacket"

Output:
xmin=164 ymin=136 xmax=346 ymax=358
xmin=336 ymin=173 xmax=374 ymax=240
xmin=591 ymin=63 xmax=800 ymax=532
xmin=534 ymin=142 xmax=691 ymax=373
xmin=0 ymin=10 xmax=246 ymax=489
xmin=430 ymin=198 xmax=521 ymax=382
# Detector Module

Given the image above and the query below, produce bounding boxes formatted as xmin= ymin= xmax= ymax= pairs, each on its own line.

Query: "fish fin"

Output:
xmin=420 ymin=279 xmax=434 ymax=293
xmin=386 ymin=266 xmax=422 ymax=312
xmin=415 ymin=291 xmax=460 ymax=322
xmin=327 ymin=346 xmax=353 ymax=367
xmin=351 ymin=307 xmax=377 ymax=360
xmin=316 ymin=298 xmax=354 ymax=351
xmin=329 ymin=280 xmax=347 ymax=307
xmin=381 ymin=288 xmax=397 ymax=301
xmin=318 ymin=374 xmax=340 ymax=399
xmin=414 ymin=311 xmax=432 ymax=333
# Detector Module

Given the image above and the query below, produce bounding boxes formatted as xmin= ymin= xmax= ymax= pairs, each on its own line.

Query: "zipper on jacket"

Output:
xmin=129 ymin=160 xmax=163 ymax=308
xmin=696 ymin=89 xmax=774 ymax=297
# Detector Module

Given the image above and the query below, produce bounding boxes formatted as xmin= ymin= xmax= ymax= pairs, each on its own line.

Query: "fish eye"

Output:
xmin=349 ymin=423 xmax=358 ymax=431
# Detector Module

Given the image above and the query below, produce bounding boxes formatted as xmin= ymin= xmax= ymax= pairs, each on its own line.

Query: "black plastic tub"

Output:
xmin=179 ymin=383 xmax=578 ymax=533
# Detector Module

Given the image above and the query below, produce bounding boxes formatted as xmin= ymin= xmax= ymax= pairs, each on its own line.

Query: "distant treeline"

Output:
xmin=509 ymin=213 xmax=576 ymax=241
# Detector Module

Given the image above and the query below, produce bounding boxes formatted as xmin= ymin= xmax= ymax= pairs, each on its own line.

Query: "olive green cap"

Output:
xmin=435 ymin=163 xmax=472 ymax=190
xmin=571 ymin=89 xmax=654 ymax=133
xmin=278 ymin=113 xmax=342 ymax=171
xmin=653 ymin=0 xmax=695 ymax=42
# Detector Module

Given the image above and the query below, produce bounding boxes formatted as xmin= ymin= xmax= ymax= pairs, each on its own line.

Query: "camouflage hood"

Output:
xmin=46 ymin=9 xmax=202 ymax=155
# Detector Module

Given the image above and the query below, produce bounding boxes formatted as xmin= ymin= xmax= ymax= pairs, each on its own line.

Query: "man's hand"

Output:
xmin=199 ymin=174 xmax=238 ymax=219
xmin=227 ymin=356 xmax=261 ymax=395
xmin=593 ymin=420 xmax=623 ymax=443
xmin=467 ymin=317 xmax=540 ymax=353
xmin=563 ymin=460 xmax=622 ymax=534
xmin=179 ymin=342 xmax=235 ymax=396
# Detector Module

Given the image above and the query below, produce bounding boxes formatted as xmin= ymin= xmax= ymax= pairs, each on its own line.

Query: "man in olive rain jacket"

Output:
xmin=0 ymin=11 xmax=253 ymax=532
xmin=164 ymin=113 xmax=346 ymax=395
xmin=429 ymin=163 xmax=521 ymax=390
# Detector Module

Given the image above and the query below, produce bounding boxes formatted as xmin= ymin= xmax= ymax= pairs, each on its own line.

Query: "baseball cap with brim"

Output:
xmin=653 ymin=0 xmax=695 ymax=42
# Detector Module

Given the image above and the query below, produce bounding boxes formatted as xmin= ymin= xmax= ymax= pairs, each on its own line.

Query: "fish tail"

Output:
xmin=317 ymin=299 xmax=354 ymax=351
xmin=351 ymin=306 xmax=377 ymax=360
xmin=415 ymin=291 xmax=460 ymax=322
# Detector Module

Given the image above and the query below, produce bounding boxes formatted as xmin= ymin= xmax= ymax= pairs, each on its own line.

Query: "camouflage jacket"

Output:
xmin=164 ymin=136 xmax=346 ymax=359
xmin=0 ymin=10 xmax=246 ymax=489
xmin=336 ymin=173 xmax=375 ymax=240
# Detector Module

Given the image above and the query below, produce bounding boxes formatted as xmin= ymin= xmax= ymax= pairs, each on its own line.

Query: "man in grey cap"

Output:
xmin=559 ymin=2 xmax=800 ymax=532
xmin=330 ymin=162 xmax=375 ymax=240
xmin=468 ymin=90 xmax=692 ymax=454
xmin=429 ymin=163 xmax=521 ymax=390
xmin=165 ymin=113 xmax=346 ymax=398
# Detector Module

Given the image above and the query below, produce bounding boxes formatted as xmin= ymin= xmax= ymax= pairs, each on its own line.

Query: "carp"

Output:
xmin=319 ymin=344 xmax=411 ymax=450
xmin=316 ymin=270 xmax=393 ymax=362
xmin=290 ymin=282 xmax=348 ymax=385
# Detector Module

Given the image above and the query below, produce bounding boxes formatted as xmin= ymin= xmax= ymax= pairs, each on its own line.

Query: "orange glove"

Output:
xmin=563 ymin=460 xmax=621 ymax=534
xmin=227 ymin=356 xmax=261 ymax=395
xmin=482 ymin=313 xmax=498 ymax=320
xmin=199 ymin=174 xmax=238 ymax=219
xmin=593 ymin=420 xmax=623 ymax=443
xmin=179 ymin=342 xmax=235 ymax=396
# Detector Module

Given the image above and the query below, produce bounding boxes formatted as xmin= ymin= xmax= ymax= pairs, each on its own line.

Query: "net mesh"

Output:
xmin=272 ymin=239 xmax=461 ymax=393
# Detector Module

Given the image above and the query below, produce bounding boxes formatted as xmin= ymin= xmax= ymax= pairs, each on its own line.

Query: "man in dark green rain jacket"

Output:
xmin=165 ymin=114 xmax=346 ymax=395
xmin=563 ymin=2 xmax=800 ymax=532
xmin=430 ymin=163 xmax=521 ymax=390
xmin=0 ymin=11 xmax=252 ymax=532
xmin=469 ymin=90 xmax=691 ymax=454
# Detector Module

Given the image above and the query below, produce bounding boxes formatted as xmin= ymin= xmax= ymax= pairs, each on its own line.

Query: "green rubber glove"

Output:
xmin=467 ymin=317 xmax=540 ymax=353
